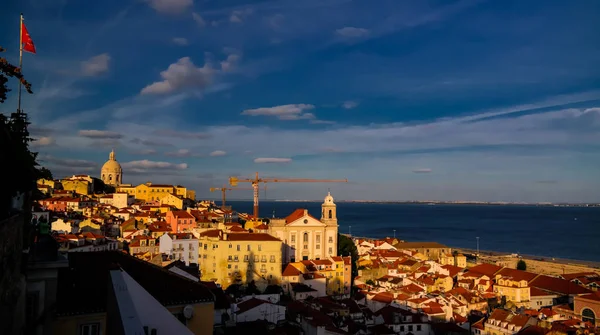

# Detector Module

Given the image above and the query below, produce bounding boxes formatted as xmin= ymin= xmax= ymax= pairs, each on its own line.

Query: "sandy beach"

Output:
xmin=457 ymin=248 xmax=600 ymax=276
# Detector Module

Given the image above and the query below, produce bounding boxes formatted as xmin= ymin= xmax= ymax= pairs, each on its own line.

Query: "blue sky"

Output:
xmin=2 ymin=0 xmax=600 ymax=202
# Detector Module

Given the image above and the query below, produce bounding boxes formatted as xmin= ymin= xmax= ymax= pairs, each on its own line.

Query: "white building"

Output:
xmin=269 ymin=192 xmax=339 ymax=262
xmin=159 ymin=233 xmax=199 ymax=266
xmin=99 ymin=193 xmax=134 ymax=209
xmin=233 ymin=298 xmax=286 ymax=324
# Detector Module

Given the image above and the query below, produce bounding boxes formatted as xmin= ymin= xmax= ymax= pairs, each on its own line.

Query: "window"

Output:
xmin=228 ymin=255 xmax=232 ymax=261
xmin=417 ymin=325 xmax=422 ymax=331
xmin=258 ymin=244 xmax=262 ymax=251
xmin=329 ymin=247 xmax=333 ymax=254
xmin=328 ymin=236 xmax=333 ymax=243
xmin=244 ymin=255 xmax=249 ymax=262
xmin=247 ymin=245 xmax=251 ymax=251
xmin=408 ymin=325 xmax=413 ymax=331
xmin=291 ymin=235 xmax=296 ymax=242
xmin=80 ymin=323 xmax=100 ymax=335
xmin=229 ymin=243 xmax=232 ymax=248
xmin=316 ymin=244 xmax=320 ymax=249
xmin=316 ymin=235 xmax=321 ymax=243
xmin=304 ymin=245 xmax=308 ymax=249
xmin=270 ymin=255 xmax=276 ymax=262
xmin=237 ymin=245 xmax=240 ymax=251
xmin=328 ymin=209 xmax=332 ymax=218
xmin=303 ymin=233 xmax=308 ymax=242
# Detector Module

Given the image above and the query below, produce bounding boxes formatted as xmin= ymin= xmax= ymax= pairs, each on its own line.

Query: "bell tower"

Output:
xmin=321 ymin=191 xmax=337 ymax=226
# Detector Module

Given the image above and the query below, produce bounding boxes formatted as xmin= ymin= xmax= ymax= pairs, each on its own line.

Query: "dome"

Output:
xmin=101 ymin=150 xmax=122 ymax=173
xmin=324 ymin=191 xmax=335 ymax=205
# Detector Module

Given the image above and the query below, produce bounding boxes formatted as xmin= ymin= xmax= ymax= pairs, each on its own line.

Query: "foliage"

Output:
xmin=365 ymin=279 xmax=375 ymax=286
xmin=516 ymin=259 xmax=527 ymax=271
xmin=0 ymin=46 xmax=50 ymax=221
xmin=244 ymin=280 xmax=260 ymax=295
xmin=0 ymin=47 xmax=33 ymax=103
xmin=338 ymin=233 xmax=359 ymax=284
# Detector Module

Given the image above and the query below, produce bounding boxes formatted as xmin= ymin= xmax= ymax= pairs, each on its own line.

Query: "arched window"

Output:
xmin=116 ymin=175 xmax=119 ymax=182
xmin=102 ymin=174 xmax=105 ymax=180
xmin=303 ymin=232 xmax=308 ymax=243
xmin=328 ymin=209 xmax=332 ymax=219
xmin=582 ymin=308 xmax=595 ymax=324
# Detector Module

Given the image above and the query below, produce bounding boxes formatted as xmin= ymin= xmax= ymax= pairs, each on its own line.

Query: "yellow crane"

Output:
xmin=209 ymin=186 xmax=254 ymax=208
xmin=229 ymin=172 xmax=348 ymax=220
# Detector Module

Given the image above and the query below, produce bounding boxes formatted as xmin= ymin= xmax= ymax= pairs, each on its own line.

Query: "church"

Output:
xmin=100 ymin=150 xmax=123 ymax=186
xmin=268 ymin=192 xmax=339 ymax=262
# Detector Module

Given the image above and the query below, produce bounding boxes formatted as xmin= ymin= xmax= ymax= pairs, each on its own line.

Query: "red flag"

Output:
xmin=21 ymin=22 xmax=36 ymax=54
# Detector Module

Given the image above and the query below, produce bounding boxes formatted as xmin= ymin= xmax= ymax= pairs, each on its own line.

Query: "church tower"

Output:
xmin=321 ymin=191 xmax=337 ymax=226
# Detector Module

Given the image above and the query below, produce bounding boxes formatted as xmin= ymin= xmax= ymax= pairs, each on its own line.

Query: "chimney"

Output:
xmin=303 ymin=209 xmax=308 ymax=216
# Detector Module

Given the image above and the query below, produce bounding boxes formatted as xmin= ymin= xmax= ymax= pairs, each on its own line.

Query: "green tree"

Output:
xmin=365 ymin=279 xmax=375 ymax=286
xmin=338 ymin=233 xmax=359 ymax=288
xmin=516 ymin=259 xmax=527 ymax=271
xmin=1 ymin=46 xmax=51 ymax=224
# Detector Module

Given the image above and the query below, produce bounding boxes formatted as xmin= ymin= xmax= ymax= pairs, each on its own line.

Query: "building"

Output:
xmin=198 ymin=230 xmax=283 ymax=289
xmin=166 ymin=210 xmax=196 ymax=233
xmin=61 ymin=176 xmax=93 ymax=195
xmin=574 ymin=292 xmax=600 ymax=326
xmin=281 ymin=256 xmax=352 ymax=296
xmin=268 ymin=192 xmax=339 ymax=262
xmin=159 ymin=233 xmax=199 ymax=266
xmin=52 ymin=252 xmax=215 ymax=335
xmin=98 ymin=192 xmax=133 ymax=208
xmin=393 ymin=241 xmax=452 ymax=261
xmin=100 ymin=150 xmax=123 ymax=186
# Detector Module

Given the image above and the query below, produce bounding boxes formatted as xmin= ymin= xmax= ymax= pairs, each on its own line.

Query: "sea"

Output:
xmin=226 ymin=201 xmax=600 ymax=263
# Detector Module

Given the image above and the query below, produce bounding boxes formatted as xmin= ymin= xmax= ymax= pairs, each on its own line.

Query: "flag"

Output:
xmin=21 ymin=21 xmax=36 ymax=54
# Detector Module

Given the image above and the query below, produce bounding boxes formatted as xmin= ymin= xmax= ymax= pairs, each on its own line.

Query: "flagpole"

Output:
xmin=17 ymin=13 xmax=24 ymax=114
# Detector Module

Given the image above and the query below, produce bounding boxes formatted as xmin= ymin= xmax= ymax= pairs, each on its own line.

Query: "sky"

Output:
xmin=1 ymin=0 xmax=600 ymax=203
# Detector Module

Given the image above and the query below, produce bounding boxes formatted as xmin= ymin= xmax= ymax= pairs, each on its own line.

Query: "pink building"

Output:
xmin=165 ymin=210 xmax=196 ymax=233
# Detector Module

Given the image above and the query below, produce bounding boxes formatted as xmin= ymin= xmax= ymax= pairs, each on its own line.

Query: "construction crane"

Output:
xmin=209 ymin=186 xmax=254 ymax=208
xmin=229 ymin=172 xmax=348 ymax=221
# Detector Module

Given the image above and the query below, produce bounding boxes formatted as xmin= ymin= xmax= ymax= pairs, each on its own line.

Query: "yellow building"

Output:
xmin=494 ymin=274 xmax=530 ymax=307
xmin=393 ymin=241 xmax=452 ymax=261
xmin=160 ymin=193 xmax=184 ymax=209
xmin=61 ymin=179 xmax=92 ymax=195
xmin=38 ymin=178 xmax=58 ymax=188
xmin=198 ymin=230 xmax=283 ymax=290
xmin=116 ymin=184 xmax=136 ymax=196
xmin=186 ymin=190 xmax=196 ymax=201
xmin=440 ymin=253 xmax=467 ymax=268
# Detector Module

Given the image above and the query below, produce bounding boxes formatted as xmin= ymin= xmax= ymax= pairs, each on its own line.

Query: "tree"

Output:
xmin=1 ymin=46 xmax=45 ymax=221
xmin=338 ymin=233 xmax=359 ymax=287
xmin=365 ymin=279 xmax=375 ymax=286
xmin=516 ymin=259 xmax=527 ymax=271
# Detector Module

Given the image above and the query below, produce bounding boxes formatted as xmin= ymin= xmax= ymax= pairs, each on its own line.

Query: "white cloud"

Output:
xmin=221 ymin=53 xmax=241 ymax=72
xmin=229 ymin=9 xmax=252 ymax=23
xmin=342 ymin=101 xmax=358 ymax=109
xmin=165 ymin=149 xmax=201 ymax=157
xmin=122 ymin=160 xmax=188 ymax=170
xmin=31 ymin=136 xmax=56 ymax=147
xmin=413 ymin=168 xmax=432 ymax=173
xmin=192 ymin=12 xmax=206 ymax=27
xmin=78 ymin=130 xmax=123 ymax=139
xmin=254 ymin=157 xmax=292 ymax=163
xmin=40 ymin=155 xmax=98 ymax=168
xmin=146 ymin=0 xmax=193 ymax=15
xmin=210 ymin=150 xmax=227 ymax=156
xmin=154 ymin=129 xmax=211 ymax=139
xmin=242 ymin=104 xmax=316 ymax=120
xmin=172 ymin=37 xmax=189 ymax=45
xmin=141 ymin=57 xmax=214 ymax=95
xmin=81 ymin=53 xmax=110 ymax=77
xmin=335 ymin=27 xmax=369 ymax=38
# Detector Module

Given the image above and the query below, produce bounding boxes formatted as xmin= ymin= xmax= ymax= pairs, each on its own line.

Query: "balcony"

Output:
xmin=261 ymin=259 xmax=267 ymax=263
xmin=269 ymin=259 xmax=276 ymax=263
xmin=260 ymin=269 xmax=267 ymax=273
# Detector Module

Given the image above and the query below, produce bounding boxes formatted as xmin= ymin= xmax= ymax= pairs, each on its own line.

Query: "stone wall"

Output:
xmin=0 ymin=214 xmax=26 ymax=335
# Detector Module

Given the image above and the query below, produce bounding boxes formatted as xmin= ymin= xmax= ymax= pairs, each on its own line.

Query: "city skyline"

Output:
xmin=2 ymin=0 xmax=600 ymax=202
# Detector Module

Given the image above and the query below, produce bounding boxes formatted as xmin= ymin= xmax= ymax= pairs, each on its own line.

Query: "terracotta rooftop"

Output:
xmin=394 ymin=241 xmax=449 ymax=249
xmin=468 ymin=263 xmax=504 ymax=277
xmin=285 ymin=208 xmax=320 ymax=224
xmin=530 ymin=274 xmax=592 ymax=295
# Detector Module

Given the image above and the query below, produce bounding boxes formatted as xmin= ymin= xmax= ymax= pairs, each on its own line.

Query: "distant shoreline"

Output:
xmin=223 ymin=199 xmax=600 ymax=207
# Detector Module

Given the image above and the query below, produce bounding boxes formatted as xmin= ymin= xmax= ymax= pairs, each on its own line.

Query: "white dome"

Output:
xmin=324 ymin=191 xmax=335 ymax=204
